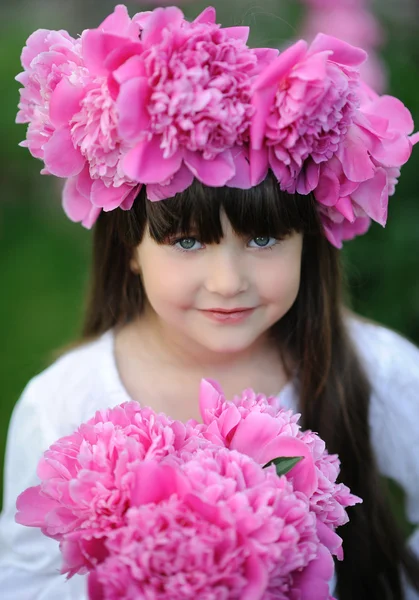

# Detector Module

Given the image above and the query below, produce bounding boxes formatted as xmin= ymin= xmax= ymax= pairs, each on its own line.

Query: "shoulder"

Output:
xmin=346 ymin=316 xmax=419 ymax=423
xmin=13 ymin=331 xmax=118 ymax=444
xmin=347 ymin=316 xmax=419 ymax=389
xmin=347 ymin=317 xmax=419 ymax=523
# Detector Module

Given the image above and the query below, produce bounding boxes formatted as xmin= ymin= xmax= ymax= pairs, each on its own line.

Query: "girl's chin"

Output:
xmin=189 ymin=331 xmax=265 ymax=356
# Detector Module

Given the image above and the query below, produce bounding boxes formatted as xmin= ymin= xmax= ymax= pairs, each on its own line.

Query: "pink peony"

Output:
xmin=113 ymin=6 xmax=277 ymax=198
xmin=47 ymin=5 xmax=144 ymax=225
xmin=16 ymin=402 xmax=201 ymax=575
xmin=250 ymin=34 xmax=366 ymax=193
xmin=87 ymin=451 xmax=327 ymax=600
xmin=301 ymin=0 xmax=364 ymax=7
xmin=16 ymin=29 xmax=84 ymax=161
xmin=16 ymin=5 xmax=144 ymax=228
xmin=198 ymin=379 xmax=361 ymax=557
xmin=314 ymin=87 xmax=415 ymax=247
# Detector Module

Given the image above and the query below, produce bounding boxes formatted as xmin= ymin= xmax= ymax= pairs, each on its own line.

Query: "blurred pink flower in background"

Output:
xmin=298 ymin=0 xmax=388 ymax=93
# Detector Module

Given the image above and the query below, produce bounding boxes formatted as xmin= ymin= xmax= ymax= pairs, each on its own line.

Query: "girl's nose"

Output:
xmin=204 ymin=250 xmax=249 ymax=298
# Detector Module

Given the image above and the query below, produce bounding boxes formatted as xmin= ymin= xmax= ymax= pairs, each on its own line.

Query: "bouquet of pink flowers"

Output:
xmin=16 ymin=380 xmax=361 ymax=599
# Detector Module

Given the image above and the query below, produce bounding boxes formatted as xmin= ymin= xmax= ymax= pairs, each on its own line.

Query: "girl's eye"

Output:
xmin=248 ymin=236 xmax=277 ymax=249
xmin=174 ymin=238 xmax=203 ymax=251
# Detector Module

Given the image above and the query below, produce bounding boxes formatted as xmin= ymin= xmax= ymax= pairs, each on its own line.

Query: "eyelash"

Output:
xmin=170 ymin=238 xmax=202 ymax=253
xmin=170 ymin=237 xmax=279 ymax=253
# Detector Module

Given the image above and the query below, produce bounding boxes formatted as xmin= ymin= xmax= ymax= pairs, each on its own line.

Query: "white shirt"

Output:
xmin=0 ymin=319 xmax=418 ymax=599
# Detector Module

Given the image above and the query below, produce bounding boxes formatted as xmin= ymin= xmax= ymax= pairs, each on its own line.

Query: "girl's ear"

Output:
xmin=130 ymin=250 xmax=141 ymax=275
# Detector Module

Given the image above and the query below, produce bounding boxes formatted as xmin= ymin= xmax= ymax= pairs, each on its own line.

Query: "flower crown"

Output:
xmin=16 ymin=4 xmax=417 ymax=248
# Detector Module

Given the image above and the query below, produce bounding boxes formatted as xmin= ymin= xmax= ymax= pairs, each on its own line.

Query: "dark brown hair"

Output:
xmin=83 ymin=174 xmax=419 ymax=598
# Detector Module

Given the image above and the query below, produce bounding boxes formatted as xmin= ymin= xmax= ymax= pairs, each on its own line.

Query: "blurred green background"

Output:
xmin=0 ymin=0 xmax=418 ymax=509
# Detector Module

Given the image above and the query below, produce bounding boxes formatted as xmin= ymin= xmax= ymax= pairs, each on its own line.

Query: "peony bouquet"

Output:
xmin=16 ymin=380 xmax=361 ymax=599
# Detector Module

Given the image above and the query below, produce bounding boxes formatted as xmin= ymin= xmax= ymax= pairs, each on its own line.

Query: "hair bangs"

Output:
xmin=136 ymin=172 xmax=321 ymax=245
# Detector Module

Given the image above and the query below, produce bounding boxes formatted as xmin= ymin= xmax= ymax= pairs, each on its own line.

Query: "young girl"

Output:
xmin=1 ymin=4 xmax=418 ymax=599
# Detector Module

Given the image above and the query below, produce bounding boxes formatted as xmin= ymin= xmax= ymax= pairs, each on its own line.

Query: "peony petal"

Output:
xmin=370 ymin=133 xmax=412 ymax=168
xmin=251 ymin=87 xmax=277 ymax=150
xmin=123 ymin=136 xmax=183 ymax=184
xmin=321 ymin=219 xmax=344 ymax=249
xmin=76 ymin=164 xmax=94 ymax=198
xmin=147 ymin=164 xmax=194 ymax=201
xmin=410 ymin=132 xmax=419 ymax=146
xmin=82 ymin=206 xmax=102 ymax=229
xmin=44 ymin=129 xmax=85 ymax=178
xmin=141 ymin=6 xmax=185 ymax=45
xmin=104 ymin=42 xmax=144 ymax=78
xmin=225 ymin=146 xmax=252 ymax=189
xmin=49 ymin=78 xmax=84 ymax=129
xmin=130 ymin=462 xmax=189 ymax=506
xmin=87 ymin=572 xmax=103 ymax=600
xmin=230 ymin=412 xmax=288 ymax=461
xmin=98 ymin=4 xmax=131 ymax=34
xmin=367 ymin=96 xmax=414 ymax=135
xmin=62 ymin=177 xmax=89 ymax=221
xmin=294 ymin=543 xmax=335 ymax=599
xmin=223 ymin=27 xmax=250 ymax=42
xmin=44 ymin=506 xmax=78 ymax=536
xmin=184 ymin=149 xmax=235 ymax=187
xmin=338 ymin=126 xmax=375 ymax=183
xmin=193 ymin=6 xmax=216 ymax=25
xmin=341 ymin=216 xmax=371 ymax=241
xmin=117 ymin=77 xmax=151 ymax=142
xmin=199 ymin=379 xmax=225 ymax=421
xmin=200 ymin=421 xmax=225 ymax=446
xmin=339 ymin=177 xmax=359 ymax=198
xmin=112 ymin=55 xmax=145 ymax=86
xmin=16 ymin=486 xmax=57 ymax=527
xmin=62 ymin=176 xmax=101 ymax=228
xmin=253 ymin=40 xmax=308 ymax=92
xmin=218 ymin=405 xmax=243 ymax=441
xmin=314 ymin=167 xmax=340 ymax=207
xmin=317 ymin=521 xmax=344 ymax=560
xmin=269 ymin=150 xmax=295 ymax=192
xmin=296 ymin=160 xmax=320 ymax=195
xmin=249 ymin=146 xmax=269 ymax=187
xmin=351 ymin=167 xmax=388 ymax=226
xmin=20 ymin=29 xmax=56 ymax=69
xmin=259 ymin=436 xmax=318 ymax=497
xmin=184 ymin=493 xmax=223 ymax=525
xmin=241 ymin=552 xmax=268 ymax=600
xmin=309 ymin=33 xmax=367 ymax=67
xmin=91 ymin=179 xmax=135 ymax=211
xmin=335 ymin=196 xmax=355 ymax=222
xmin=82 ymin=30 xmax=128 ymax=76
xmin=292 ymin=51 xmax=328 ymax=82
xmin=253 ymin=48 xmax=280 ymax=70
xmin=356 ymin=110 xmax=389 ymax=137
xmin=120 ymin=184 xmax=141 ymax=210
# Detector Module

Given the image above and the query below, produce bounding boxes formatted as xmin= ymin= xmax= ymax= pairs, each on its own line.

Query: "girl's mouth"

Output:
xmin=200 ymin=307 xmax=256 ymax=323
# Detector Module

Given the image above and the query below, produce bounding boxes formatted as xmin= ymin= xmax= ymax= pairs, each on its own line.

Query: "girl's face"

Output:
xmin=132 ymin=212 xmax=303 ymax=355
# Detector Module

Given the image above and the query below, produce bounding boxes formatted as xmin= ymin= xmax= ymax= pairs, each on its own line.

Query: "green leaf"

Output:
xmin=263 ymin=456 xmax=303 ymax=477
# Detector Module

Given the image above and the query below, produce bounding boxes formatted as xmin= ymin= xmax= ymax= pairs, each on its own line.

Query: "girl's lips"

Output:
xmin=200 ymin=307 xmax=256 ymax=323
